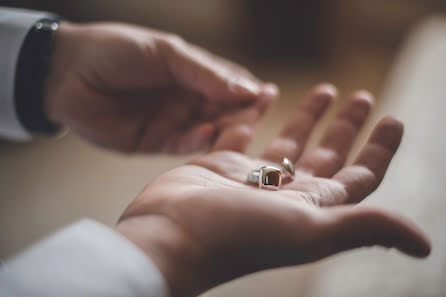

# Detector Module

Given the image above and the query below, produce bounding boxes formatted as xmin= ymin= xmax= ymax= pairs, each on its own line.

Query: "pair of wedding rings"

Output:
xmin=247 ymin=158 xmax=295 ymax=190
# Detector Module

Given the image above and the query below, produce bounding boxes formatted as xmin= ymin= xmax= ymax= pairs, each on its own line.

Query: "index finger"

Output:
xmin=159 ymin=36 xmax=278 ymax=103
xmin=212 ymin=95 xmax=276 ymax=153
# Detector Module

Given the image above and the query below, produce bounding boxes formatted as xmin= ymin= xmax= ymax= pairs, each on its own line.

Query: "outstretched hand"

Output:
xmin=116 ymin=84 xmax=431 ymax=297
xmin=44 ymin=22 xmax=277 ymax=153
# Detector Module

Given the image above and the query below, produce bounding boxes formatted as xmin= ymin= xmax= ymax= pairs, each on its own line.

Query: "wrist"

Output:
xmin=116 ymin=214 xmax=209 ymax=297
xmin=15 ymin=17 xmax=64 ymax=136
xmin=43 ymin=21 xmax=81 ymax=125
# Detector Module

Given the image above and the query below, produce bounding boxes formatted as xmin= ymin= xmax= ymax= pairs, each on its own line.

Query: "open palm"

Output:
xmin=117 ymin=85 xmax=430 ymax=297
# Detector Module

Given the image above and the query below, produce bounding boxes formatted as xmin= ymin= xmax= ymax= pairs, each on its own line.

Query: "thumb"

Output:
xmin=158 ymin=36 xmax=279 ymax=103
xmin=316 ymin=206 xmax=431 ymax=258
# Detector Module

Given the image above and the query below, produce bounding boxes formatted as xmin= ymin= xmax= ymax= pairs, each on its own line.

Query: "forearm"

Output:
xmin=0 ymin=219 xmax=169 ymax=297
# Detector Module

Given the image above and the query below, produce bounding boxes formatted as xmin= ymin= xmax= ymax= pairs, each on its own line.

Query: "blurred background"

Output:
xmin=5 ymin=0 xmax=446 ymax=94
xmin=1 ymin=1 xmax=446 ymax=296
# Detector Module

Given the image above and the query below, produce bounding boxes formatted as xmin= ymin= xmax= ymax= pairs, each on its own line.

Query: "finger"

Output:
xmin=212 ymin=125 xmax=255 ymax=153
xmin=315 ymin=206 xmax=431 ymax=258
xmin=136 ymin=90 xmax=203 ymax=152
xmin=159 ymin=36 xmax=279 ymax=103
xmin=163 ymin=122 xmax=217 ymax=154
xmin=212 ymin=95 xmax=274 ymax=153
xmin=261 ymin=83 xmax=337 ymax=164
xmin=298 ymin=90 xmax=374 ymax=177
xmin=332 ymin=116 xmax=403 ymax=204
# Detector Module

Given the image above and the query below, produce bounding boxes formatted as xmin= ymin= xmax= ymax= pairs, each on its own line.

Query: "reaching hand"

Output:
xmin=44 ymin=22 xmax=277 ymax=153
xmin=116 ymin=84 xmax=431 ymax=297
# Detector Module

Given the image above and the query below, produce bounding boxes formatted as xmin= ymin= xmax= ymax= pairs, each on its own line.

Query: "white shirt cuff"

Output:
xmin=0 ymin=219 xmax=169 ymax=297
xmin=0 ymin=7 xmax=52 ymax=140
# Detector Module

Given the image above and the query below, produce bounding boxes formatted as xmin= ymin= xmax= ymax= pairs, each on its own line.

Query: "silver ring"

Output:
xmin=281 ymin=157 xmax=295 ymax=181
xmin=247 ymin=166 xmax=282 ymax=190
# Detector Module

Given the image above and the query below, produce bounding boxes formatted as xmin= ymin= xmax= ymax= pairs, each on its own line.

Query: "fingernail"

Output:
xmin=315 ymin=83 xmax=338 ymax=97
xmin=352 ymin=90 xmax=374 ymax=105
xmin=262 ymin=83 xmax=279 ymax=99
xmin=230 ymin=79 xmax=261 ymax=95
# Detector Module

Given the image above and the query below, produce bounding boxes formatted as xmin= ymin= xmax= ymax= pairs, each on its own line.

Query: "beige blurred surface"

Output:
xmin=1 ymin=3 xmax=446 ymax=297
xmin=305 ymin=17 xmax=446 ymax=297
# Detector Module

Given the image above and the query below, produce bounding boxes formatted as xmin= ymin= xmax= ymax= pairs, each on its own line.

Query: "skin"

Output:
xmin=45 ymin=22 xmax=278 ymax=153
xmin=44 ymin=23 xmax=430 ymax=297
xmin=116 ymin=85 xmax=431 ymax=297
